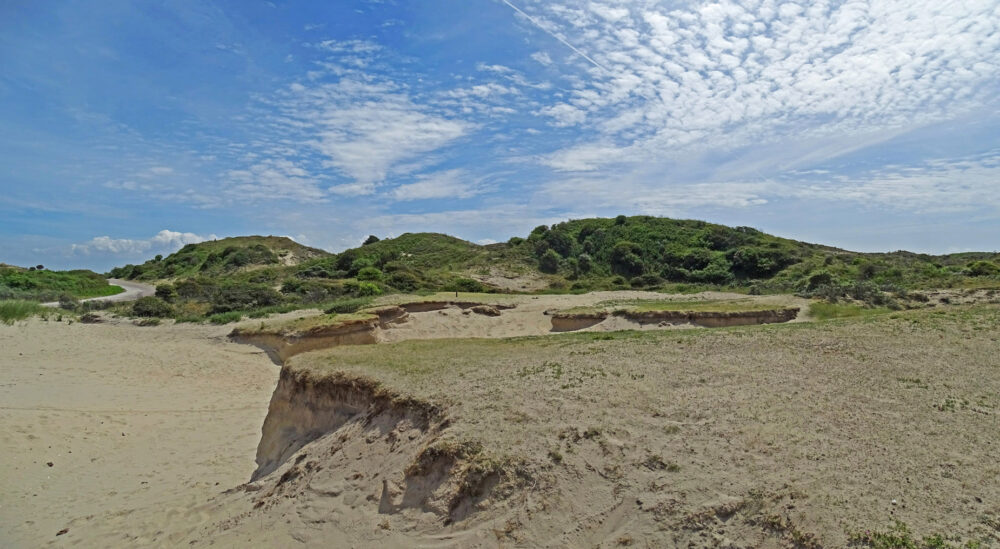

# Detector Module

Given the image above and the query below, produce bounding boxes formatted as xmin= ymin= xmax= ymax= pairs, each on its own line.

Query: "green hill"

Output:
xmin=104 ymin=217 xmax=999 ymax=323
xmin=0 ymin=265 xmax=123 ymax=301
xmin=108 ymin=236 xmax=330 ymax=281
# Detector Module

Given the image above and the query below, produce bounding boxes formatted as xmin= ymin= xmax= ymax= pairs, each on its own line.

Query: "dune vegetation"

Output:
xmin=89 ymin=217 xmax=999 ymax=324
xmin=0 ymin=265 xmax=124 ymax=302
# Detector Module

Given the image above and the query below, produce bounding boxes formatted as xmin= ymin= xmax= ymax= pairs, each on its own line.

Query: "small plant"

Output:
xmin=850 ymin=520 xmax=978 ymax=549
xmin=135 ymin=318 xmax=161 ymax=327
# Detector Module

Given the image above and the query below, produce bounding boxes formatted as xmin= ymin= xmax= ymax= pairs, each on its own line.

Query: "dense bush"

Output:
xmin=356 ymin=266 xmax=383 ymax=282
xmin=387 ymin=271 xmax=420 ymax=291
xmin=539 ymin=249 xmax=561 ymax=274
xmin=155 ymin=284 xmax=178 ymax=302
xmin=209 ymin=284 xmax=283 ymax=313
xmin=356 ymin=281 xmax=382 ymax=296
xmin=447 ymin=278 xmax=486 ymax=292
xmin=132 ymin=296 xmax=174 ymax=318
xmin=967 ymin=260 xmax=999 ymax=276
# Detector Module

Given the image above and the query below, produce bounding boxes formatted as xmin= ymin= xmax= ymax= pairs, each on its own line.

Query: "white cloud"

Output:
xmin=515 ymin=0 xmax=1000 ymax=171
xmin=72 ymin=230 xmax=214 ymax=256
xmin=224 ymin=158 xmax=326 ymax=203
xmin=787 ymin=151 xmax=1000 ymax=213
xmin=536 ymin=150 xmax=1000 ymax=217
xmin=531 ymin=51 xmax=553 ymax=65
xmin=391 ymin=169 xmax=483 ymax=201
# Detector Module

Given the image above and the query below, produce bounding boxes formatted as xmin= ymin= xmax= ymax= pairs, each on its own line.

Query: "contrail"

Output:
xmin=500 ymin=0 xmax=609 ymax=73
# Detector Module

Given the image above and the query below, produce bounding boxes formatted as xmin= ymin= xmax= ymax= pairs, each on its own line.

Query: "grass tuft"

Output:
xmin=0 ymin=300 xmax=48 ymax=325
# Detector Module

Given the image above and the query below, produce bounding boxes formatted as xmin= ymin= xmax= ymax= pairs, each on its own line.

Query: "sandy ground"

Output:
xmin=0 ymin=317 xmax=278 ymax=547
xmin=3 ymin=293 xmax=996 ymax=547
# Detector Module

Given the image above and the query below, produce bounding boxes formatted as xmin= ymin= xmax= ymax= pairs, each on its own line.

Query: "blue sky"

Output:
xmin=2 ymin=0 xmax=998 ymax=271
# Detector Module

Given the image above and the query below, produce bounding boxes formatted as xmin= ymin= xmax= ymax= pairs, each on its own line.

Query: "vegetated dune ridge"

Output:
xmin=230 ymin=290 xmax=808 ymax=364
xmin=40 ymin=298 xmax=1000 ymax=547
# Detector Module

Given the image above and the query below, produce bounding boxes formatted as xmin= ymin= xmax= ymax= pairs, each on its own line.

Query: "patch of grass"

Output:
xmin=208 ymin=311 xmax=244 ymax=324
xmin=323 ymin=296 xmax=374 ymax=314
xmin=0 ymin=267 xmax=124 ymax=301
xmin=808 ymin=302 xmax=890 ymax=320
xmin=243 ymin=311 xmax=378 ymax=334
xmin=0 ymin=300 xmax=48 ymax=324
xmin=850 ymin=520 xmax=981 ymax=548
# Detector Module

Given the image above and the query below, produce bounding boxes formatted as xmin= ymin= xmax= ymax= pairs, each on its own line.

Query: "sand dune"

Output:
xmin=0 ymin=317 xmax=278 ymax=547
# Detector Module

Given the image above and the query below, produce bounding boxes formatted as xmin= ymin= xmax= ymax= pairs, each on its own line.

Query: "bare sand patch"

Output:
xmin=4 ymin=293 xmax=996 ymax=547
xmin=0 ymin=317 xmax=278 ymax=547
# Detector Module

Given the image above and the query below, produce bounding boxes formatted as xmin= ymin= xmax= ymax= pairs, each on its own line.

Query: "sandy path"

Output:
xmin=41 ymin=279 xmax=156 ymax=307
xmin=0 ymin=317 xmax=278 ymax=547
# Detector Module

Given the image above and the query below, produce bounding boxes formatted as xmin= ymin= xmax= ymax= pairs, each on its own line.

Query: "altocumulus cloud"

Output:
xmin=517 ymin=0 xmax=1000 ymax=171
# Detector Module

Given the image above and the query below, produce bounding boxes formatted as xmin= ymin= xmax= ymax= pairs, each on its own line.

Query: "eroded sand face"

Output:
xmin=0 ymin=318 xmax=278 ymax=547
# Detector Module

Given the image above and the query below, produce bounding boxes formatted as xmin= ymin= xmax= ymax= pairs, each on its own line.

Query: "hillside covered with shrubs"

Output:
xmin=102 ymin=216 xmax=999 ymax=323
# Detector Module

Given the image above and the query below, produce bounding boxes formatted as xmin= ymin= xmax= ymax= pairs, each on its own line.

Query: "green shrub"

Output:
xmin=610 ymin=241 xmax=644 ymax=277
xmin=209 ymin=283 xmax=283 ymax=313
xmin=967 ymin=260 xmax=999 ymax=277
xmin=387 ymin=271 xmax=420 ymax=292
xmin=155 ymin=284 xmax=178 ymax=302
xmin=806 ymin=271 xmax=834 ymax=291
xmin=630 ymin=274 xmax=664 ymax=288
xmin=356 ymin=281 xmax=381 ymax=296
xmin=539 ymin=249 xmax=561 ymax=274
xmin=132 ymin=296 xmax=174 ymax=318
xmin=447 ymin=278 xmax=485 ymax=292
xmin=349 ymin=257 xmax=375 ymax=275
xmin=208 ymin=311 xmax=243 ymax=324
xmin=356 ymin=266 xmax=383 ymax=282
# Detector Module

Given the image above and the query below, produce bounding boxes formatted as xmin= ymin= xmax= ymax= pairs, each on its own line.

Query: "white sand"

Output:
xmin=0 ymin=317 xmax=278 ymax=547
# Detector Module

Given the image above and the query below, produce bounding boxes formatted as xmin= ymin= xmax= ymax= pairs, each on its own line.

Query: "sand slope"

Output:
xmin=0 ymin=317 xmax=278 ymax=547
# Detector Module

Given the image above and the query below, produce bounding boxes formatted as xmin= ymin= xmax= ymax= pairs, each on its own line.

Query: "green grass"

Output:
xmin=246 ymin=312 xmax=377 ymax=334
xmin=0 ymin=267 xmax=124 ymax=301
xmin=0 ymin=300 xmax=49 ymax=324
xmin=850 ymin=520 xmax=983 ymax=548
xmin=808 ymin=302 xmax=891 ymax=320
xmin=208 ymin=311 xmax=244 ymax=324
xmin=97 ymin=217 xmax=1000 ymax=324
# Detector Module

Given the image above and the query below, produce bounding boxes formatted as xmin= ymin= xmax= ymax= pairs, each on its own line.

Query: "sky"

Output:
xmin=1 ymin=0 xmax=998 ymax=271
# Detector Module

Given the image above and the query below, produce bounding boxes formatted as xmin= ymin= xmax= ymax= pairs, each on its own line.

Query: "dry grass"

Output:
xmin=556 ymin=297 xmax=791 ymax=315
xmin=294 ymin=304 xmax=1000 ymax=547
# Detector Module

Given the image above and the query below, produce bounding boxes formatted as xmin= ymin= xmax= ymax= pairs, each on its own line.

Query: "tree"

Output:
xmin=539 ymin=249 xmax=561 ymax=274
xmin=610 ymin=241 xmax=643 ymax=277
xmin=363 ymin=235 xmax=380 ymax=246
xmin=35 ymin=265 xmax=44 ymax=270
